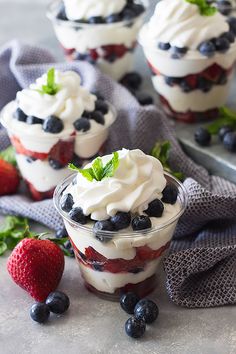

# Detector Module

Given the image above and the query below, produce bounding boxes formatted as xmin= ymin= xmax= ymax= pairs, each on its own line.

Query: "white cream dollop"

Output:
xmin=141 ymin=0 xmax=229 ymax=50
xmin=69 ymin=149 xmax=167 ymax=220
xmin=63 ymin=0 xmax=127 ymax=21
xmin=17 ymin=70 xmax=96 ymax=122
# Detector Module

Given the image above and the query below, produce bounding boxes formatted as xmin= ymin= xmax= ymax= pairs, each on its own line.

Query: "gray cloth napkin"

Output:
xmin=0 ymin=41 xmax=235 ymax=308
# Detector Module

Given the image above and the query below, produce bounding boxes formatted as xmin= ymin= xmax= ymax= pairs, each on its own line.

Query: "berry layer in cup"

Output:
xmin=47 ymin=0 xmax=146 ymax=80
xmin=139 ymin=0 xmax=236 ymax=123
xmin=1 ymin=69 xmax=116 ymax=200
xmin=54 ymin=149 xmax=187 ymax=300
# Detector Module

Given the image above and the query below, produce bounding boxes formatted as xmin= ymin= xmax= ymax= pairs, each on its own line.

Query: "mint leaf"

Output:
xmin=0 ymin=146 xmax=16 ymax=166
xmin=0 ymin=241 xmax=7 ymax=255
xmin=102 ymin=152 xmax=119 ymax=179
xmin=206 ymin=106 xmax=236 ymax=135
xmin=69 ymin=152 xmax=120 ymax=182
xmin=36 ymin=68 xmax=60 ymax=96
xmin=186 ymin=0 xmax=217 ymax=16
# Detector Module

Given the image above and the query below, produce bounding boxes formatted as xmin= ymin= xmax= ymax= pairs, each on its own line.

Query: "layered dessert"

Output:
xmin=139 ymin=0 xmax=236 ymax=122
xmin=1 ymin=69 xmax=116 ymax=200
xmin=210 ymin=0 xmax=236 ymax=16
xmin=54 ymin=149 xmax=187 ymax=300
xmin=47 ymin=0 xmax=146 ymax=80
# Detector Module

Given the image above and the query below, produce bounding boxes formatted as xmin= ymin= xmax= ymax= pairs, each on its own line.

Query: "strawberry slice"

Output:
xmin=89 ymin=49 xmax=99 ymax=61
xmin=49 ymin=138 xmax=75 ymax=167
xmin=202 ymin=63 xmax=223 ymax=82
xmin=11 ymin=136 xmax=48 ymax=160
xmin=25 ymin=180 xmax=54 ymax=201
xmin=184 ymin=74 xmax=198 ymax=89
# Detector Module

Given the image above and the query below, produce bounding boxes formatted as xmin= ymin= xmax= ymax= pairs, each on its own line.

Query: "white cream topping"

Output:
xmin=17 ymin=70 xmax=96 ymax=121
xmin=63 ymin=0 xmax=127 ymax=21
xmin=140 ymin=0 xmax=229 ymax=50
xmin=66 ymin=149 xmax=167 ymax=220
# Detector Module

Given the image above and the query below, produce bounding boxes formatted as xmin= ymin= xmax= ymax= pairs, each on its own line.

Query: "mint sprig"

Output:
xmin=186 ymin=0 xmax=217 ymax=16
xmin=206 ymin=106 xmax=236 ymax=135
xmin=0 ymin=146 xmax=16 ymax=166
xmin=69 ymin=152 xmax=120 ymax=182
xmin=150 ymin=141 xmax=185 ymax=181
xmin=36 ymin=68 xmax=61 ymax=95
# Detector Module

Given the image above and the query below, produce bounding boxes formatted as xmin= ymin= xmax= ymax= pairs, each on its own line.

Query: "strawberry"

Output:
xmin=7 ymin=238 xmax=64 ymax=302
xmin=49 ymin=139 xmax=75 ymax=167
xmin=25 ymin=180 xmax=54 ymax=201
xmin=11 ymin=136 xmax=48 ymax=160
xmin=0 ymin=159 xmax=20 ymax=195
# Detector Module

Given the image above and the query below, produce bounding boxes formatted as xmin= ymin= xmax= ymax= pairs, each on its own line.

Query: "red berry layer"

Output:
xmin=72 ymin=241 xmax=170 ymax=274
xmin=25 ymin=180 xmax=54 ymax=201
xmin=160 ymin=95 xmax=219 ymax=123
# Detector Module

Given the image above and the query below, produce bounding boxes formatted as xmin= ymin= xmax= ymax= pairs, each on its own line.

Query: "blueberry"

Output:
xmin=198 ymin=41 xmax=216 ymax=57
xmin=95 ymin=100 xmax=109 ymax=115
xmin=171 ymin=46 xmax=188 ymax=59
xmin=162 ymin=185 xmax=178 ymax=204
xmin=26 ymin=156 xmax=36 ymax=163
xmin=93 ymin=220 xmax=115 ymax=242
xmin=56 ymin=227 xmax=68 ymax=239
xmin=122 ymin=8 xmax=136 ymax=21
xmin=13 ymin=108 xmax=27 ymax=122
xmin=69 ymin=207 xmax=87 ymax=224
xmin=91 ymin=91 xmax=105 ymax=101
xmin=158 ymin=42 xmax=171 ymax=51
xmin=214 ymin=37 xmax=230 ymax=53
xmin=88 ymin=16 xmax=104 ymax=24
xmin=76 ymin=53 xmax=87 ymax=61
xmin=110 ymin=212 xmax=131 ymax=230
xmin=60 ymin=193 xmax=74 ymax=212
xmin=74 ymin=118 xmax=91 ymax=132
xmin=217 ymin=0 xmax=232 ymax=16
xmin=71 ymin=153 xmax=83 ymax=168
xmin=42 ymin=115 xmax=64 ymax=134
xmin=30 ymin=303 xmax=50 ymax=323
xmin=221 ymin=32 xmax=235 ymax=44
xmin=134 ymin=299 xmax=159 ymax=324
xmin=106 ymin=14 xmax=121 ymax=23
xmin=128 ymin=267 xmax=144 ymax=274
xmin=120 ymin=292 xmax=140 ymax=314
xmin=164 ymin=76 xmax=180 ymax=86
xmin=135 ymin=92 xmax=154 ymax=106
xmin=120 ymin=72 xmax=142 ymax=90
xmin=82 ymin=110 xmax=92 ymax=118
xmin=145 ymin=199 xmax=164 ymax=217
xmin=218 ymin=125 xmax=233 ymax=141
xmin=180 ymin=81 xmax=192 ymax=93
xmin=228 ymin=17 xmax=236 ymax=36
xmin=93 ymin=263 xmax=103 ymax=271
xmin=125 ymin=317 xmax=146 ymax=339
xmin=49 ymin=158 xmax=63 ymax=170
xmin=26 ymin=116 xmax=44 ymax=125
xmin=46 ymin=291 xmax=70 ymax=314
xmin=131 ymin=216 xmax=152 ymax=231
xmin=130 ymin=3 xmax=145 ymax=16
xmin=194 ymin=127 xmax=211 ymax=146
xmin=197 ymin=78 xmax=213 ymax=92
xmin=90 ymin=111 xmax=105 ymax=125
xmin=223 ymin=131 xmax=236 ymax=152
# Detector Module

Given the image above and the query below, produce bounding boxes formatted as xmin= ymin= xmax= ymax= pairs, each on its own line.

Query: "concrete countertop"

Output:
xmin=0 ymin=1 xmax=236 ymax=354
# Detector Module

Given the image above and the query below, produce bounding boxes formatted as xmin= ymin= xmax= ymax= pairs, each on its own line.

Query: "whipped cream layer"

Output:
xmin=63 ymin=0 xmax=127 ymax=21
xmin=17 ymin=70 xmax=96 ymax=121
xmin=67 ymin=149 xmax=167 ymax=220
xmin=141 ymin=0 xmax=229 ymax=50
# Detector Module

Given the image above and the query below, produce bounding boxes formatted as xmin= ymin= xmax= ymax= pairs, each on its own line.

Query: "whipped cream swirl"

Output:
xmin=17 ymin=70 xmax=96 ymax=122
xmin=70 ymin=149 xmax=167 ymax=220
xmin=141 ymin=0 xmax=229 ymax=50
xmin=63 ymin=0 xmax=127 ymax=21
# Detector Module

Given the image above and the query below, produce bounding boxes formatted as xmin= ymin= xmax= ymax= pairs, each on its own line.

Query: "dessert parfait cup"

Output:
xmin=54 ymin=172 xmax=188 ymax=301
xmin=139 ymin=38 xmax=236 ymax=123
xmin=47 ymin=0 xmax=148 ymax=81
xmin=0 ymin=102 xmax=116 ymax=201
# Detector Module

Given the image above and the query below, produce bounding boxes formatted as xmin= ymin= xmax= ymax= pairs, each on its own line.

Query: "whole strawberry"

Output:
xmin=0 ymin=159 xmax=20 ymax=195
xmin=7 ymin=238 xmax=64 ymax=302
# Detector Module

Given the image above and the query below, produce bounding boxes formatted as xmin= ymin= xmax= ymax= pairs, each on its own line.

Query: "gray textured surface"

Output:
xmin=0 ymin=1 xmax=236 ymax=353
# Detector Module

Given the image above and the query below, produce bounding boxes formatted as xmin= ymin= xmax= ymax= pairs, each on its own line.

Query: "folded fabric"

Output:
xmin=0 ymin=41 xmax=235 ymax=308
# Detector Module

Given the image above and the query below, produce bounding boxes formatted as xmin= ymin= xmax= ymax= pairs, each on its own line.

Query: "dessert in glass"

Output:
xmin=139 ymin=0 xmax=236 ymax=122
xmin=54 ymin=149 xmax=187 ymax=300
xmin=1 ymin=68 xmax=116 ymax=200
xmin=47 ymin=0 xmax=147 ymax=81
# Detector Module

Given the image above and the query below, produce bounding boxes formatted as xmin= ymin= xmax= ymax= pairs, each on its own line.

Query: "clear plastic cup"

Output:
xmin=1 ymin=102 xmax=116 ymax=200
xmin=54 ymin=172 xmax=188 ymax=301
xmin=47 ymin=0 xmax=148 ymax=80
xmin=139 ymin=29 xmax=236 ymax=123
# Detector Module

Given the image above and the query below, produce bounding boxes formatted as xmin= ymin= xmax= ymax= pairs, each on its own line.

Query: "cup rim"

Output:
xmin=53 ymin=171 xmax=188 ymax=238
xmin=0 ymin=100 xmax=117 ymax=141
xmin=47 ymin=0 xmax=148 ymax=29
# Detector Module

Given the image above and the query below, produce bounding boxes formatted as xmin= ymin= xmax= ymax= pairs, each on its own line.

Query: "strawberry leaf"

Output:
xmin=0 ymin=146 xmax=16 ymax=166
